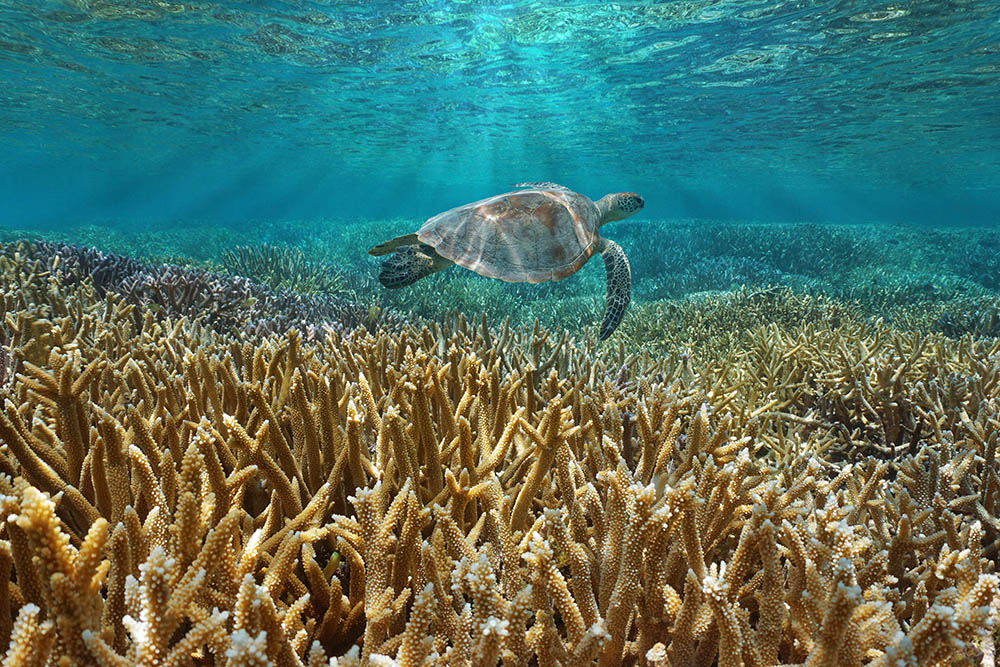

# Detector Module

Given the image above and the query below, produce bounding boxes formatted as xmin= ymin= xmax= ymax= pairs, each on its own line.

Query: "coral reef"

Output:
xmin=0 ymin=247 xmax=997 ymax=665
xmin=619 ymin=286 xmax=866 ymax=356
xmin=933 ymin=298 xmax=1000 ymax=339
xmin=953 ymin=235 xmax=1000 ymax=290
xmin=6 ymin=217 xmax=1000 ymax=343
xmin=636 ymin=256 xmax=784 ymax=301
xmin=0 ymin=241 xmax=404 ymax=340
xmin=221 ymin=245 xmax=351 ymax=297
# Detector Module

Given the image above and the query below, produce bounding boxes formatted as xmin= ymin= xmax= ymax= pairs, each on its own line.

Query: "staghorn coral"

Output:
xmin=636 ymin=256 xmax=784 ymax=301
xmin=933 ymin=297 xmax=1000 ymax=339
xmin=0 ymin=247 xmax=998 ymax=664
xmin=221 ymin=245 xmax=351 ymax=297
xmin=619 ymin=285 xmax=866 ymax=357
xmin=0 ymin=241 xmax=405 ymax=341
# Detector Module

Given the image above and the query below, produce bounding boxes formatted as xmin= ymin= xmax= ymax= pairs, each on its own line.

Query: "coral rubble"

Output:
xmin=0 ymin=242 xmax=998 ymax=665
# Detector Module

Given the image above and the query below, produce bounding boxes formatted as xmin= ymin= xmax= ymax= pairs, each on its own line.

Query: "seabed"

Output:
xmin=0 ymin=218 xmax=998 ymax=666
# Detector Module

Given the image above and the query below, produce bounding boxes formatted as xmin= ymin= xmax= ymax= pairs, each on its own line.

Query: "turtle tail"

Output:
xmin=378 ymin=246 xmax=448 ymax=288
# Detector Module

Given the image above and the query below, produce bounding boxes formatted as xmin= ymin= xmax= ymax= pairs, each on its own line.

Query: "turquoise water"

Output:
xmin=1 ymin=1 xmax=998 ymax=228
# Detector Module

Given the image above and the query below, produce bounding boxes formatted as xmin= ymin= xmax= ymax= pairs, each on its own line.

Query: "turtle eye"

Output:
xmin=623 ymin=194 xmax=643 ymax=213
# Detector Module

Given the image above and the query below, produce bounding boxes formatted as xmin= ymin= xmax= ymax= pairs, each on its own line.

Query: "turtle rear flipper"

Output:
xmin=369 ymin=233 xmax=420 ymax=256
xmin=378 ymin=246 xmax=452 ymax=288
xmin=598 ymin=238 xmax=631 ymax=340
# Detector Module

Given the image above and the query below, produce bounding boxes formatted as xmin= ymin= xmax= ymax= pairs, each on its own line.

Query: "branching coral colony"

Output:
xmin=0 ymin=243 xmax=998 ymax=666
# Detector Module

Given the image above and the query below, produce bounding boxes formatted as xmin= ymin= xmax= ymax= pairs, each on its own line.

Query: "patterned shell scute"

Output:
xmin=416 ymin=189 xmax=600 ymax=283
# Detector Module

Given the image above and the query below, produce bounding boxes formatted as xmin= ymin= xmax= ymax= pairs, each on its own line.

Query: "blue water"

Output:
xmin=1 ymin=1 xmax=998 ymax=229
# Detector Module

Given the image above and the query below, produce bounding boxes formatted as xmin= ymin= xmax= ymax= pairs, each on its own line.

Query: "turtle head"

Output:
xmin=597 ymin=192 xmax=644 ymax=225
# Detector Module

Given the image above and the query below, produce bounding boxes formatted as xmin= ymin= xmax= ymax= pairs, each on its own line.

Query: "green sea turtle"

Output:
xmin=368 ymin=182 xmax=644 ymax=340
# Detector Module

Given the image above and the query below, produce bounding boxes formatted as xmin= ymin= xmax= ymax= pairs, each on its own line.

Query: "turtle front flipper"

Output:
xmin=378 ymin=245 xmax=452 ymax=288
xmin=598 ymin=238 xmax=631 ymax=340
xmin=369 ymin=233 xmax=420 ymax=257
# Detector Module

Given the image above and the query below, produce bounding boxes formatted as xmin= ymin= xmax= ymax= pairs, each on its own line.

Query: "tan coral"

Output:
xmin=0 ymin=251 xmax=997 ymax=665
